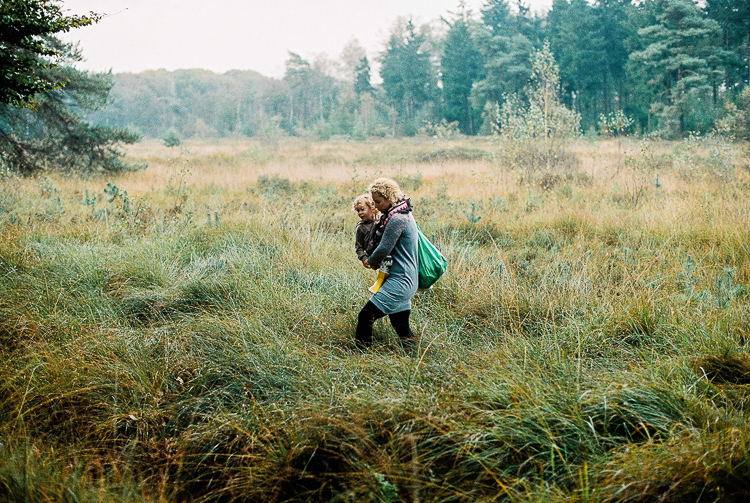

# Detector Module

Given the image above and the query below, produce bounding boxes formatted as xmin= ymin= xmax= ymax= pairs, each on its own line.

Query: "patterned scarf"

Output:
xmin=373 ymin=198 xmax=412 ymax=245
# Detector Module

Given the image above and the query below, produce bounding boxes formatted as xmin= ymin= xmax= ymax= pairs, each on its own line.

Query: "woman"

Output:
xmin=356 ymin=178 xmax=419 ymax=349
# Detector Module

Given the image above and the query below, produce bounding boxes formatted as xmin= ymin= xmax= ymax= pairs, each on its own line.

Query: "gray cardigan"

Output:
xmin=368 ymin=212 xmax=419 ymax=314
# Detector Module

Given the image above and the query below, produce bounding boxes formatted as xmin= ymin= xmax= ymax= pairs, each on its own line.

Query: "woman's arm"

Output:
xmin=368 ymin=214 xmax=407 ymax=269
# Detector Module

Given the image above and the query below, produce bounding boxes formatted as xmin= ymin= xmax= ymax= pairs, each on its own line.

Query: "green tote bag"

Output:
xmin=416 ymin=226 xmax=447 ymax=289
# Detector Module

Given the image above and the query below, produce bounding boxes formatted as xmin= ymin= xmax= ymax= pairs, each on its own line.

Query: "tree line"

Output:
xmin=1 ymin=0 xmax=749 ymax=176
xmin=92 ymin=0 xmax=750 ymax=142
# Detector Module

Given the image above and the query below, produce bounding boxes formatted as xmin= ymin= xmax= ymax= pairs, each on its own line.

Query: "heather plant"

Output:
xmin=0 ymin=136 xmax=748 ymax=502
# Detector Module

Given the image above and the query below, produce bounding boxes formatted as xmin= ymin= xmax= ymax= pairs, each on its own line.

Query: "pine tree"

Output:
xmin=441 ymin=9 xmax=482 ymax=134
xmin=0 ymin=0 xmax=101 ymax=107
xmin=547 ymin=0 xmax=607 ymax=130
xmin=481 ymin=0 xmax=513 ymax=34
xmin=705 ymin=0 xmax=750 ymax=89
xmin=473 ymin=0 xmax=535 ymax=125
xmin=514 ymin=0 xmax=546 ymax=46
xmin=379 ymin=19 xmax=437 ymax=135
xmin=0 ymin=40 xmax=140 ymax=175
xmin=354 ymin=57 xmax=374 ymax=97
xmin=623 ymin=0 xmax=663 ymax=131
xmin=547 ymin=0 xmax=634 ymax=131
xmin=630 ymin=0 xmax=728 ymax=136
xmin=474 ymin=33 xmax=535 ymax=107
xmin=596 ymin=0 xmax=633 ymax=115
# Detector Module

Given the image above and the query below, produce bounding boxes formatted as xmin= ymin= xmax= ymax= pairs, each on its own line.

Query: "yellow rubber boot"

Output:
xmin=368 ymin=270 xmax=389 ymax=293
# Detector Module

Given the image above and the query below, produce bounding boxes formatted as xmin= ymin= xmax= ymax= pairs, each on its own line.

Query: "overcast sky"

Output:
xmin=59 ymin=0 xmax=552 ymax=79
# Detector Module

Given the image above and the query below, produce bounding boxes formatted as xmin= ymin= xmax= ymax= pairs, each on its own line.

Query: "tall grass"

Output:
xmin=1 ymin=136 xmax=749 ymax=501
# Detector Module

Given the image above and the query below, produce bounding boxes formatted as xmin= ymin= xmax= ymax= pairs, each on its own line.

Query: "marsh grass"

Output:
xmin=1 ymin=136 xmax=749 ymax=501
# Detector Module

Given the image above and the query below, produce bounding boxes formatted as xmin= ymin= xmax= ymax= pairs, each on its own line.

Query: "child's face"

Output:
xmin=356 ymin=205 xmax=376 ymax=222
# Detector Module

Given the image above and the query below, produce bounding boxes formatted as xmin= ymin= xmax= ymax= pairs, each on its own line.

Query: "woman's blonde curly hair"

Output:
xmin=368 ymin=178 xmax=404 ymax=204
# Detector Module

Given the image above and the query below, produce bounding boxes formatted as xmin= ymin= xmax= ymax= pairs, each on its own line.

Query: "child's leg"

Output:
xmin=368 ymin=255 xmax=392 ymax=293
xmin=368 ymin=270 xmax=388 ymax=293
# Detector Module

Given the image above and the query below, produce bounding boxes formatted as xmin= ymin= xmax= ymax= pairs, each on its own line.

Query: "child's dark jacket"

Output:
xmin=354 ymin=217 xmax=379 ymax=261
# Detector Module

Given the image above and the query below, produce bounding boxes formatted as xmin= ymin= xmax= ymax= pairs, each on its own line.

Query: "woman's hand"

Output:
xmin=362 ymin=259 xmax=371 ymax=269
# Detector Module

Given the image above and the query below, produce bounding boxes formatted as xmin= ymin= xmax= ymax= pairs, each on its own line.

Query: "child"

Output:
xmin=352 ymin=194 xmax=392 ymax=293
xmin=353 ymin=194 xmax=379 ymax=262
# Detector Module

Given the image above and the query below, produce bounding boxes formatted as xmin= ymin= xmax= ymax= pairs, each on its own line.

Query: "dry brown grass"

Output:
xmin=114 ymin=137 xmax=502 ymax=194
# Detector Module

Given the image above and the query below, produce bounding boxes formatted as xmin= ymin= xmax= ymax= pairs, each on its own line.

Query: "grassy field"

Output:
xmin=1 ymin=136 xmax=749 ymax=502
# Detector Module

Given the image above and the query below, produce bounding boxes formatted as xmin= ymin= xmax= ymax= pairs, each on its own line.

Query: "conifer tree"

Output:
xmin=354 ymin=57 xmax=374 ymax=97
xmin=481 ymin=0 xmax=513 ymax=34
xmin=0 ymin=40 xmax=140 ymax=175
xmin=379 ymin=19 xmax=437 ymax=135
xmin=0 ymin=0 xmax=101 ymax=107
xmin=547 ymin=0 xmax=607 ymax=130
xmin=705 ymin=0 xmax=750 ymax=89
xmin=596 ymin=0 xmax=632 ymax=114
xmin=441 ymin=9 xmax=482 ymax=134
xmin=630 ymin=0 xmax=728 ymax=136
xmin=473 ymin=0 xmax=535 ymax=123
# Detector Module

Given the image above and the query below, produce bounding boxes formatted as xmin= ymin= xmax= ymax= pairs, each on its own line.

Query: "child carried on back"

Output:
xmin=352 ymin=194 xmax=392 ymax=293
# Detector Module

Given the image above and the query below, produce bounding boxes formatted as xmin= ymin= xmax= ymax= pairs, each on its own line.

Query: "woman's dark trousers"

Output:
xmin=355 ymin=301 xmax=414 ymax=348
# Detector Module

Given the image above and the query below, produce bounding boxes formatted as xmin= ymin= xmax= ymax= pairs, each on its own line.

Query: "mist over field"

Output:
xmin=85 ymin=0 xmax=749 ymax=144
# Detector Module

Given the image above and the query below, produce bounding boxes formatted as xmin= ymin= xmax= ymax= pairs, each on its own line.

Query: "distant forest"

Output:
xmin=89 ymin=0 xmax=750 ymax=141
